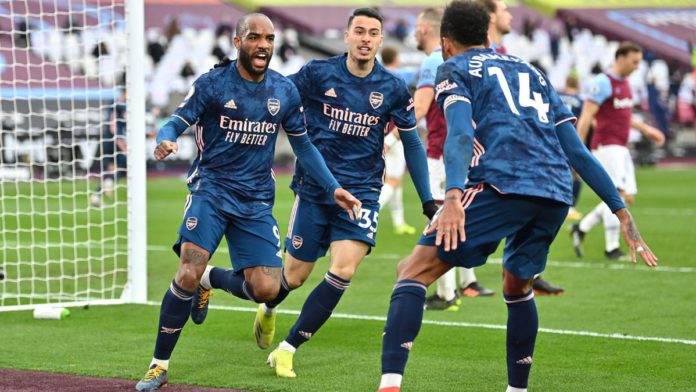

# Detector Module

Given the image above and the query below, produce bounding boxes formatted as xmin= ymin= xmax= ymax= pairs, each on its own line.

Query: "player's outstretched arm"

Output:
xmin=154 ymin=117 xmax=188 ymax=160
xmin=398 ymin=127 xmax=437 ymax=219
xmin=287 ymin=132 xmax=361 ymax=220
xmin=556 ymin=120 xmax=658 ymax=266
xmin=630 ymin=118 xmax=666 ymax=147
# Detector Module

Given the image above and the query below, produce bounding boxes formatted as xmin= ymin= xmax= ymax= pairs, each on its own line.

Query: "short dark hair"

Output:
xmin=348 ymin=7 xmax=383 ymax=29
xmin=475 ymin=0 xmax=498 ymax=14
xmin=615 ymin=41 xmax=642 ymax=59
xmin=381 ymin=46 xmax=399 ymax=66
xmin=441 ymin=1 xmax=489 ymax=47
xmin=236 ymin=13 xmax=269 ymax=37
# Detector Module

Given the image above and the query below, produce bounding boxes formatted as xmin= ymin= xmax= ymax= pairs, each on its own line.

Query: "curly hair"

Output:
xmin=441 ymin=1 xmax=489 ymax=47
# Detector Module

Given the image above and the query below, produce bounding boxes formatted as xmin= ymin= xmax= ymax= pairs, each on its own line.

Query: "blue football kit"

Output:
xmin=420 ymin=48 xmax=622 ymax=278
xmin=158 ymin=61 xmax=336 ymax=271
xmin=285 ymin=54 xmax=431 ymax=261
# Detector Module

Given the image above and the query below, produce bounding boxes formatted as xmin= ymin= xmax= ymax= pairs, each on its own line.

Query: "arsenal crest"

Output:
xmin=369 ymin=92 xmax=383 ymax=109
xmin=291 ymin=235 xmax=303 ymax=249
xmin=186 ymin=217 xmax=198 ymax=231
xmin=267 ymin=98 xmax=280 ymax=116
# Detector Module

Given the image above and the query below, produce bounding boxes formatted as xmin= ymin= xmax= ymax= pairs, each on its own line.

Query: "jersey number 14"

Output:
xmin=488 ymin=66 xmax=549 ymax=123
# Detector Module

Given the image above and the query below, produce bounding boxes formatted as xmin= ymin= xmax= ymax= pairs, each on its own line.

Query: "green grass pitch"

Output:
xmin=1 ymin=167 xmax=695 ymax=391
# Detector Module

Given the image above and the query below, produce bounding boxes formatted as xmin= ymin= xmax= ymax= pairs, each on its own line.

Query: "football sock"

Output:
xmin=153 ymin=280 xmax=194 ymax=360
xmin=601 ymin=203 xmax=621 ymax=252
xmin=149 ymin=358 xmax=169 ymax=370
xmin=285 ymin=271 xmax=349 ymax=348
xmin=266 ymin=267 xmax=290 ymax=309
xmin=505 ymin=290 xmax=538 ymax=389
xmin=506 ymin=386 xmax=527 ymax=392
xmin=436 ymin=269 xmax=457 ymax=301
xmin=579 ymin=203 xmax=603 ymax=233
xmin=379 ymin=183 xmax=395 ymax=208
xmin=381 ymin=279 xmax=427 ymax=375
xmin=379 ymin=373 xmax=403 ymax=390
xmin=209 ymin=267 xmax=258 ymax=302
xmin=459 ymin=266 xmax=477 ymax=288
xmin=571 ymin=178 xmax=582 ymax=206
xmin=391 ymin=186 xmax=406 ymax=226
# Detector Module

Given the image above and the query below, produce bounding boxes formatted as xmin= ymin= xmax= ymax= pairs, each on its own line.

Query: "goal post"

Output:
xmin=0 ymin=0 xmax=147 ymax=311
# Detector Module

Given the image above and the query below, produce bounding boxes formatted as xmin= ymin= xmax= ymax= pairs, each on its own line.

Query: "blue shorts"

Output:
xmin=418 ymin=184 xmax=568 ymax=279
xmin=173 ymin=194 xmax=282 ymax=272
xmin=284 ymin=196 xmax=380 ymax=262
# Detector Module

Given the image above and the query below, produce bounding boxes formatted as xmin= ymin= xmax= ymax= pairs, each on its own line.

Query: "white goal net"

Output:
xmin=0 ymin=0 xmax=146 ymax=311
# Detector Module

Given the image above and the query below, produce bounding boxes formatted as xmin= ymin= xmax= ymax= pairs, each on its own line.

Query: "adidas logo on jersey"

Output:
xmin=224 ymin=99 xmax=237 ymax=109
xmin=324 ymin=88 xmax=337 ymax=97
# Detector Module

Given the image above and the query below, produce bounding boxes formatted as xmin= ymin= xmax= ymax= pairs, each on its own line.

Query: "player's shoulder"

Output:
xmin=592 ymin=72 xmax=611 ymax=86
xmin=422 ymin=50 xmax=444 ymax=69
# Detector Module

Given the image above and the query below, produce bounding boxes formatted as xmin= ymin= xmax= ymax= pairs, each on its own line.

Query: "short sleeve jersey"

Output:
xmin=434 ymin=48 xmax=576 ymax=205
xmin=173 ymin=60 xmax=305 ymax=218
xmin=416 ymin=48 xmax=447 ymax=159
xmin=289 ymin=54 xmax=417 ymax=203
xmin=587 ymin=72 xmax=634 ymax=149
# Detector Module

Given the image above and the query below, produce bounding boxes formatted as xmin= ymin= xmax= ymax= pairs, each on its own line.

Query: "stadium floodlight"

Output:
xmin=0 ymin=0 xmax=147 ymax=311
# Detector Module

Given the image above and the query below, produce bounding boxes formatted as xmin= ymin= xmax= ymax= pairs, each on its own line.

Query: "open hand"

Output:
xmin=616 ymin=209 xmax=658 ymax=267
xmin=425 ymin=189 xmax=465 ymax=251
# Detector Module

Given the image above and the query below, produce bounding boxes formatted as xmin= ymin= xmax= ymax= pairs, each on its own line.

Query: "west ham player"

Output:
xmin=135 ymin=14 xmax=359 ymax=391
xmin=414 ymin=7 xmax=495 ymax=313
xmin=263 ymin=8 xmax=435 ymax=378
xmin=571 ymin=42 xmax=665 ymax=260
xmin=377 ymin=3 xmax=657 ymax=392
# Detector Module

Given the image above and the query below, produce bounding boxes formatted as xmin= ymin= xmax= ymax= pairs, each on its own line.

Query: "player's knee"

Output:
xmin=174 ymin=266 xmax=202 ymax=292
xmin=247 ymin=276 xmax=280 ymax=302
xmin=329 ymin=264 xmax=357 ymax=281
xmin=395 ymin=256 xmax=416 ymax=279
xmin=502 ymin=270 xmax=533 ymax=296
xmin=284 ymin=272 xmax=308 ymax=290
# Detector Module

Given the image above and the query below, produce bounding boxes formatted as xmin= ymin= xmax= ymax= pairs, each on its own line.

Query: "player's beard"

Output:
xmin=238 ymin=48 xmax=271 ymax=77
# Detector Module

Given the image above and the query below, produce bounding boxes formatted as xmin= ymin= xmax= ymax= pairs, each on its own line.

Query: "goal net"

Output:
xmin=0 ymin=0 xmax=147 ymax=311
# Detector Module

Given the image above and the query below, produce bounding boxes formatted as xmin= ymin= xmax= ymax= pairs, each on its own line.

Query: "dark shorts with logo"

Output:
xmin=284 ymin=196 xmax=379 ymax=262
xmin=173 ymin=194 xmax=282 ymax=271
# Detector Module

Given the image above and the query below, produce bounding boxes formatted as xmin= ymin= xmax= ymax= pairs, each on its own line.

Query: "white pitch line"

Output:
xmin=144 ymin=301 xmax=696 ymax=346
xmin=4 ymin=242 xmax=695 ymax=273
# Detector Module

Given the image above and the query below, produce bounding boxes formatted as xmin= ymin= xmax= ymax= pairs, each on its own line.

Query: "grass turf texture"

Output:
xmin=1 ymin=167 xmax=695 ymax=391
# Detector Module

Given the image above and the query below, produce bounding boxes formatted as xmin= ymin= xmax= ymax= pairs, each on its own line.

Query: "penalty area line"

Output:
xmin=144 ymin=301 xmax=696 ymax=346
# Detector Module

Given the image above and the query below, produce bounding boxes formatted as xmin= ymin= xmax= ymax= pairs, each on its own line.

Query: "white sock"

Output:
xmin=379 ymin=373 xmax=403 ymax=389
xmin=279 ymin=340 xmax=297 ymax=353
xmin=391 ymin=186 xmax=405 ymax=226
xmin=601 ymin=203 xmax=621 ymax=252
xmin=379 ymin=183 xmax=395 ymax=208
xmin=150 ymin=358 xmax=169 ymax=370
xmin=506 ymin=386 xmax=527 ymax=392
xmin=199 ymin=265 xmax=213 ymax=290
xmin=458 ymin=267 xmax=477 ymax=288
xmin=436 ymin=269 xmax=457 ymax=301
xmin=261 ymin=303 xmax=276 ymax=316
xmin=579 ymin=203 xmax=603 ymax=233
